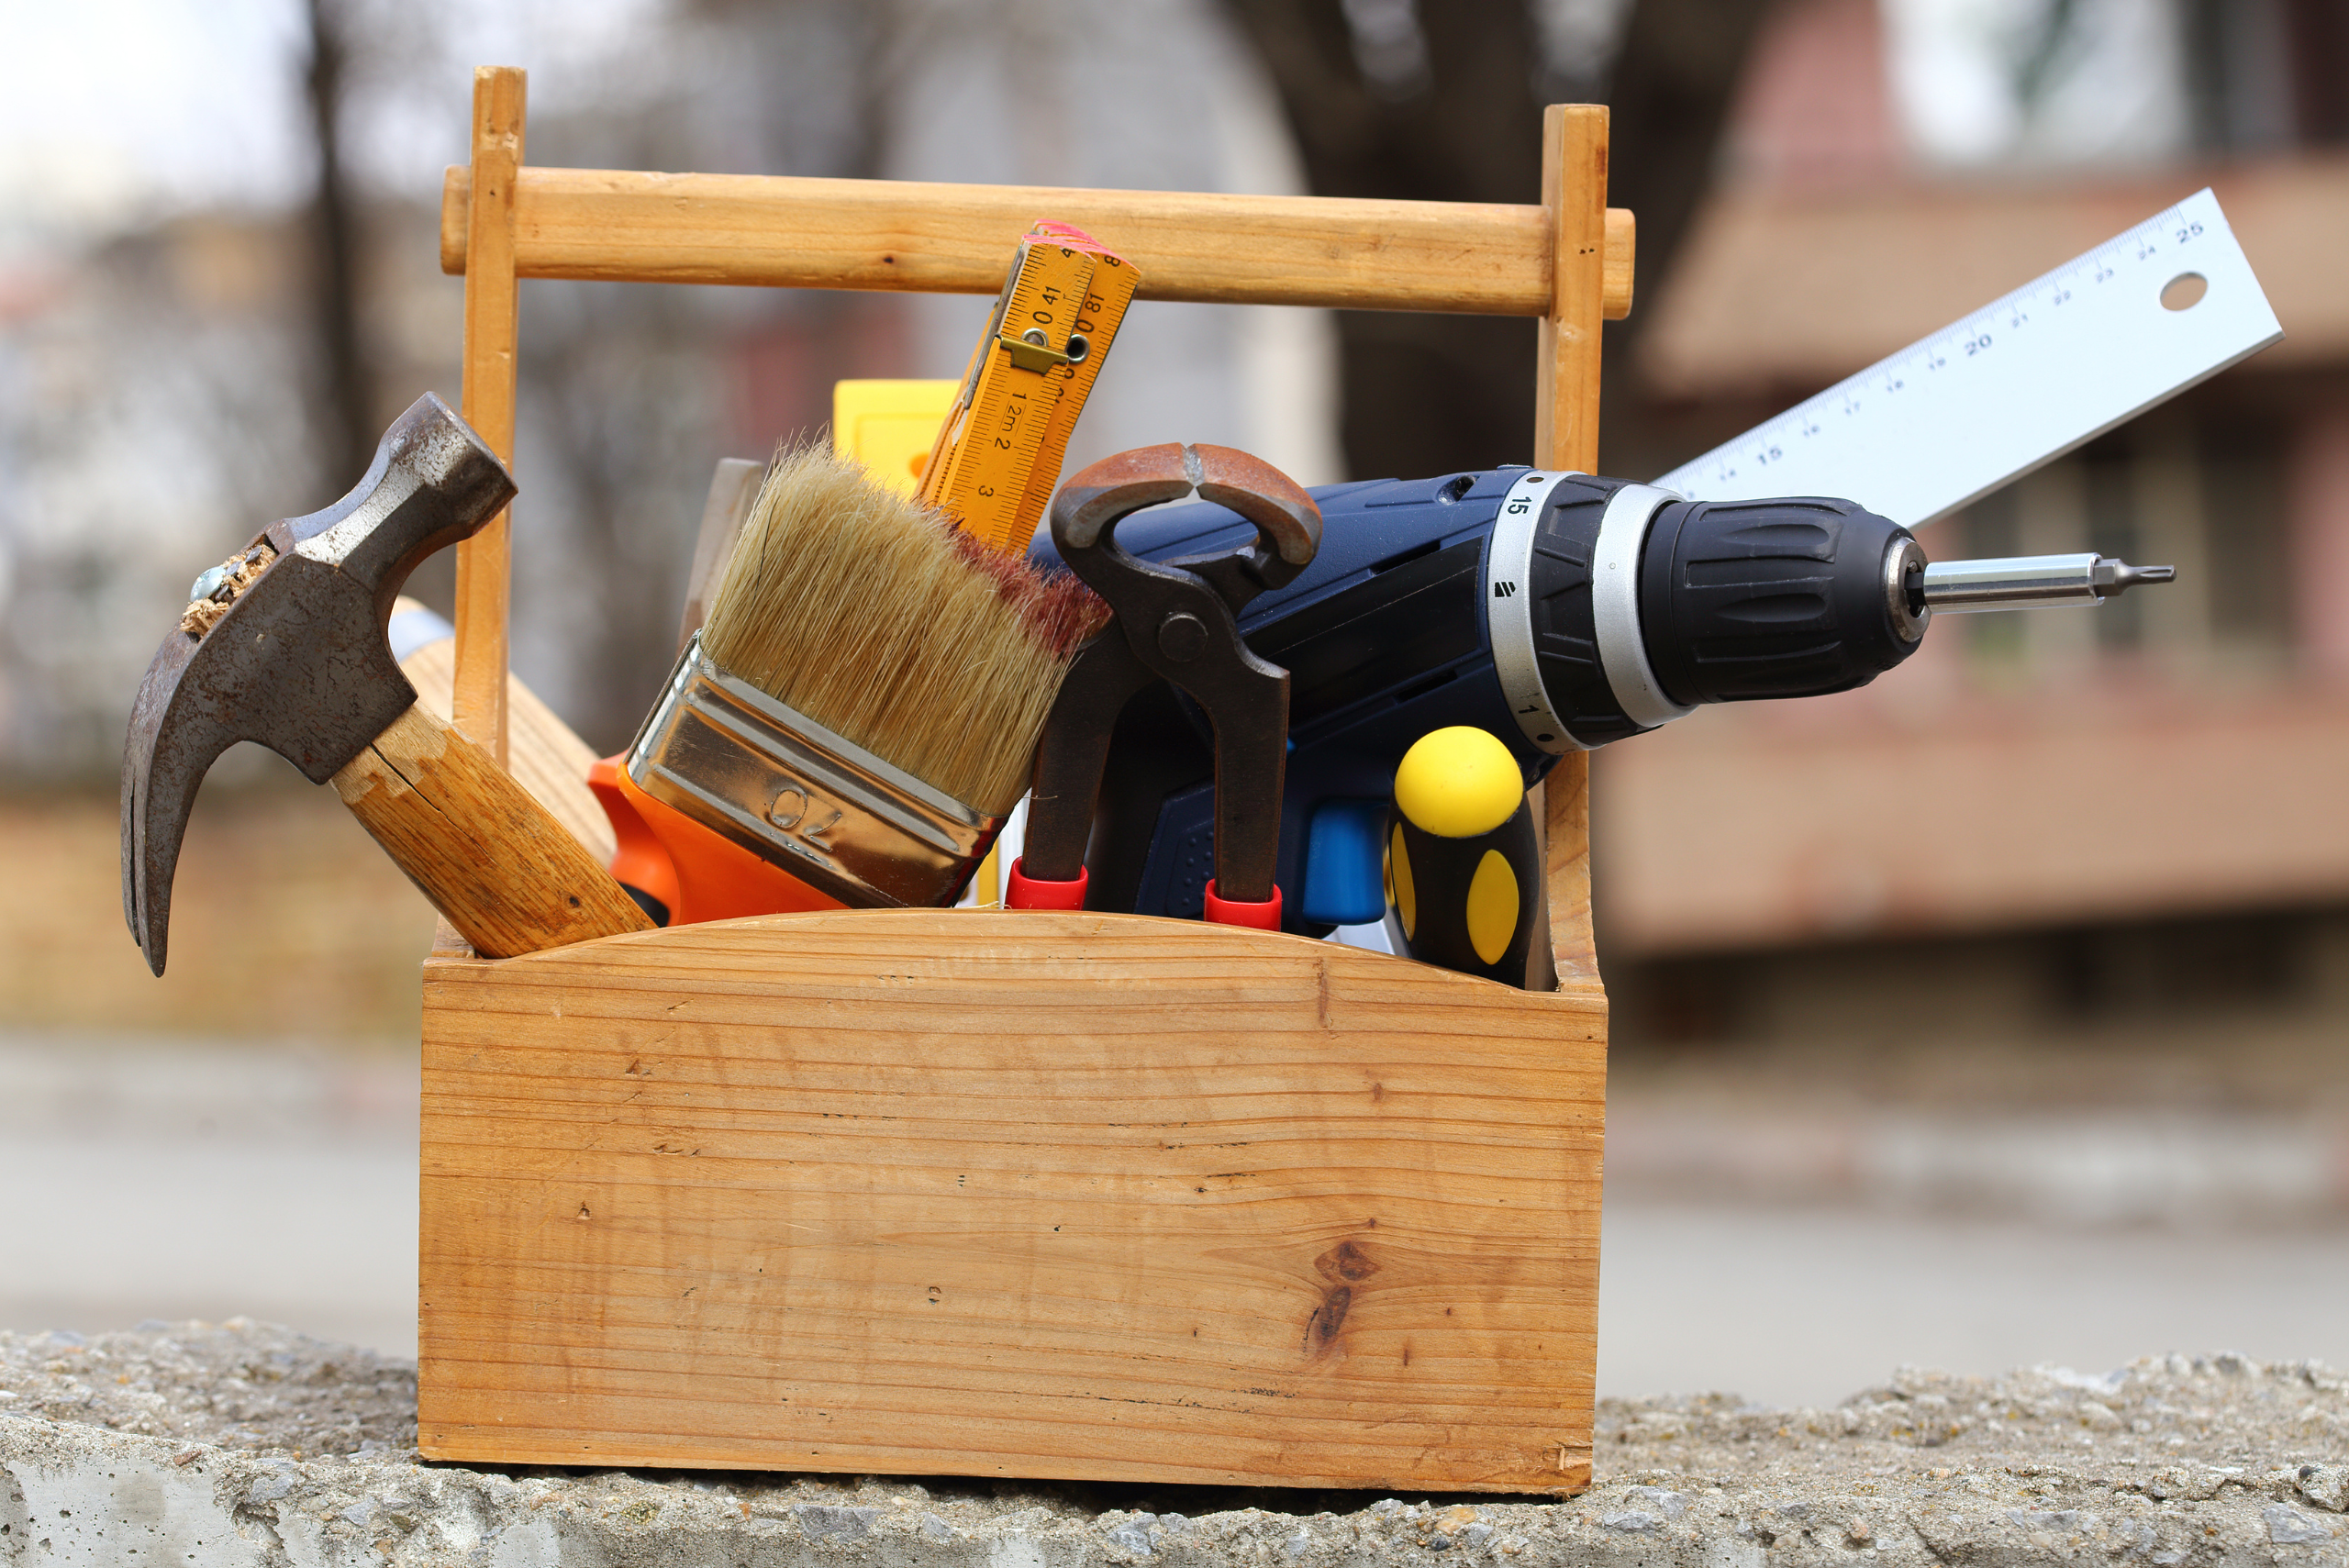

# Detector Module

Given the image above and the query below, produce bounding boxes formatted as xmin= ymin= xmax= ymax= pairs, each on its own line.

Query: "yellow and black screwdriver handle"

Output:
xmin=1384 ymin=726 xmax=1544 ymax=987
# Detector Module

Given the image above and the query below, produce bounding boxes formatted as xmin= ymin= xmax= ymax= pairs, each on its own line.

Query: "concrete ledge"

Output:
xmin=3 ymin=1322 xmax=2344 ymax=1566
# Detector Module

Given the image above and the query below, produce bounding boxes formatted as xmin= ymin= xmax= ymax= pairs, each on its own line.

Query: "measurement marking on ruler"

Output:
xmin=1655 ymin=189 xmax=2281 ymax=529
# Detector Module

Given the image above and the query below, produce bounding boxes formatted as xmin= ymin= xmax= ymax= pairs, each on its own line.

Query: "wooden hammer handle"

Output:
xmin=331 ymin=703 xmax=652 ymax=958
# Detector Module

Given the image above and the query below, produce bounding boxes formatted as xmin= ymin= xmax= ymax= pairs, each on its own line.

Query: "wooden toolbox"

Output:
xmin=418 ymin=67 xmax=1632 ymax=1494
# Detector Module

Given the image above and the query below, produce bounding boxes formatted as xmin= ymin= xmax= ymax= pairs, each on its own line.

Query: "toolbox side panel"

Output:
xmin=417 ymin=907 xmax=1605 ymax=1493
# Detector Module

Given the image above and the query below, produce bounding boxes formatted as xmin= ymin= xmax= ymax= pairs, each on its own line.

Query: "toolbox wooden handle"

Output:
xmin=1536 ymin=105 xmax=1609 ymax=995
xmin=441 ymin=165 xmax=1633 ymax=321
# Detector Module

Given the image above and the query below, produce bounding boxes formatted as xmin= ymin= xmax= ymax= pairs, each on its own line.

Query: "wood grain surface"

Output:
xmin=1541 ymin=756 xmax=1600 ymax=996
xmin=1534 ymin=106 xmax=1613 ymax=997
xmin=333 ymin=704 xmax=649 ymax=959
xmin=1603 ymin=205 xmax=1635 ymax=321
xmin=453 ymin=65 xmax=525 ymax=766
xmin=417 ymin=910 xmax=1604 ymax=1491
xmin=440 ymin=165 xmax=1634 ymax=321
xmin=1535 ymin=106 xmax=1611 ymax=484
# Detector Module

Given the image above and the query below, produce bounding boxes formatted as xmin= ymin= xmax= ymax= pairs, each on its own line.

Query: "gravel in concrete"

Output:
xmin=4 ymin=1320 xmax=2345 ymax=1564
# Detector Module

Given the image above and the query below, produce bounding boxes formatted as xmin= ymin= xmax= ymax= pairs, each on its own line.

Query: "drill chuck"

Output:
xmin=1486 ymin=471 xmax=2172 ymax=751
xmin=1490 ymin=473 xmax=1932 ymax=751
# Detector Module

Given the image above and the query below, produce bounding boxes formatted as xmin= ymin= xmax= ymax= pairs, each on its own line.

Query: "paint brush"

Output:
xmin=597 ymin=441 xmax=1104 ymax=921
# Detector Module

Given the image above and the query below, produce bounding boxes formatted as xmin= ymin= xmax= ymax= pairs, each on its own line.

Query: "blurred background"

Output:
xmin=1 ymin=0 xmax=2344 ymax=1407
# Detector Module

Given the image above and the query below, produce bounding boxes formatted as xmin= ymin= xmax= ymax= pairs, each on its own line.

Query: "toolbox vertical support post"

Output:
xmin=452 ymin=65 xmax=527 ymax=767
xmin=1535 ymin=104 xmax=1611 ymax=995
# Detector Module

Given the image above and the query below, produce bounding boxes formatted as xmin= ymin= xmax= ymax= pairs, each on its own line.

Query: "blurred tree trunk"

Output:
xmin=1221 ymin=0 xmax=1545 ymax=479
xmin=301 ymin=0 xmax=375 ymax=491
xmin=1601 ymin=0 xmax=1777 ymax=361
xmin=1221 ymin=0 xmax=1775 ymax=478
xmin=2283 ymin=0 xmax=2349 ymax=145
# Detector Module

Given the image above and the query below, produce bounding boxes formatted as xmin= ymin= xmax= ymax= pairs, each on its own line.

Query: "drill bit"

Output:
xmin=1919 ymin=553 xmax=2176 ymax=613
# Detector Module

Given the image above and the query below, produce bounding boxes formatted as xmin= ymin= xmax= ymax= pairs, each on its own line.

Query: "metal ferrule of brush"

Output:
xmin=627 ymin=634 xmax=1006 ymax=909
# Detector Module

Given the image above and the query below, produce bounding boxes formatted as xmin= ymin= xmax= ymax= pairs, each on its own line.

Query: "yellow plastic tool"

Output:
xmin=831 ymin=379 xmax=959 ymax=495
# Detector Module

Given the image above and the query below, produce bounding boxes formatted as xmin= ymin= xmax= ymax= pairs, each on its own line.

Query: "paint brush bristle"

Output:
xmin=700 ymin=443 xmax=1107 ymax=817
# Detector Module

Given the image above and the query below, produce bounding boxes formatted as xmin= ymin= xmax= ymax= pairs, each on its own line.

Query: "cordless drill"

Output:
xmin=1029 ymin=467 xmax=2170 ymax=936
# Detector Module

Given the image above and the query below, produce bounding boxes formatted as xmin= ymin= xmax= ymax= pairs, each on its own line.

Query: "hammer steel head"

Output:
xmin=121 ymin=393 xmax=516 ymax=975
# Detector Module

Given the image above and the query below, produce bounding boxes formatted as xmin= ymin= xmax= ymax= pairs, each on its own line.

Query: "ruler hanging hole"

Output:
xmin=1064 ymin=334 xmax=1089 ymax=365
xmin=2160 ymin=272 xmax=2209 ymax=311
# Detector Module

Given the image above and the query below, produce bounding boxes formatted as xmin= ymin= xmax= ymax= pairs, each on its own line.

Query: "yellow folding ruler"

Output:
xmin=919 ymin=222 xmax=1139 ymax=555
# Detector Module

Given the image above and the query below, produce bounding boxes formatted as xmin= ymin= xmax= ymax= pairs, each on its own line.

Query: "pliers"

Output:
xmin=1007 ymin=443 xmax=1321 ymax=927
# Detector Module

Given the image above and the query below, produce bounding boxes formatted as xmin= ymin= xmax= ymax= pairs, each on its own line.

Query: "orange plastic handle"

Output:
xmin=587 ymin=755 xmax=844 ymax=926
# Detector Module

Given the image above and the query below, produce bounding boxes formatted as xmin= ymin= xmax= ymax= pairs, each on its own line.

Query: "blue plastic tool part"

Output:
xmin=1299 ymin=797 xmax=1391 ymax=927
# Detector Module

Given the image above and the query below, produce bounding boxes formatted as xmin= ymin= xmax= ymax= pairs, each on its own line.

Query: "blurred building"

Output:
xmin=1595 ymin=0 xmax=2349 ymax=1073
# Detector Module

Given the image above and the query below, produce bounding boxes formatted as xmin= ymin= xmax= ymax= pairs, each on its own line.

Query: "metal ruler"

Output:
xmin=1653 ymin=187 xmax=2282 ymax=529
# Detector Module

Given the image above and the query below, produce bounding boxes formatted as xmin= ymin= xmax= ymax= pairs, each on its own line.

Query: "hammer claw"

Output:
xmin=121 ymin=626 xmax=221 ymax=974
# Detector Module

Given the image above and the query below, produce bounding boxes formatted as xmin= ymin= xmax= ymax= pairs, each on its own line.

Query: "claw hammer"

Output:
xmin=121 ymin=393 xmax=652 ymax=973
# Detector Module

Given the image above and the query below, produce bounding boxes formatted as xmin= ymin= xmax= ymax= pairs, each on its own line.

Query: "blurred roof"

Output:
xmin=1596 ymin=675 xmax=2349 ymax=957
xmin=1639 ymin=156 xmax=2349 ymax=401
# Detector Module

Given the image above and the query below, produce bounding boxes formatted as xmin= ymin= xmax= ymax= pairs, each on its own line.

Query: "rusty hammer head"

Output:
xmin=121 ymin=393 xmax=515 ymax=975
